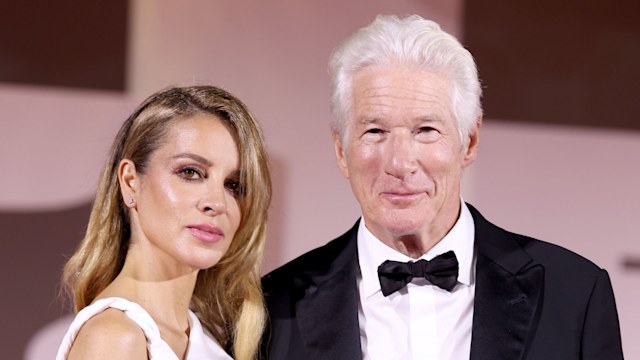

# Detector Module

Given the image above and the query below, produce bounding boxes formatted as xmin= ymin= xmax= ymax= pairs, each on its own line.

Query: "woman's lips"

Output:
xmin=188 ymin=224 xmax=224 ymax=243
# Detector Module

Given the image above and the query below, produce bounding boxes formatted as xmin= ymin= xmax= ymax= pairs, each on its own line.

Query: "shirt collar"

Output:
xmin=357 ymin=200 xmax=476 ymax=299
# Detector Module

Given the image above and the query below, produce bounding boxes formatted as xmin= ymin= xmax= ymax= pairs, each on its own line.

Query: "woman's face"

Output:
xmin=123 ymin=115 xmax=242 ymax=273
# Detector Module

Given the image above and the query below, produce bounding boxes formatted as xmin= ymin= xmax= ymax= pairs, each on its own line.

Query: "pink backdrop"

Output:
xmin=0 ymin=1 xmax=636 ymax=358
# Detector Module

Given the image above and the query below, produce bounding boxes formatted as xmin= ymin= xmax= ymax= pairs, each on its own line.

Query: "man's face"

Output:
xmin=334 ymin=65 xmax=480 ymax=246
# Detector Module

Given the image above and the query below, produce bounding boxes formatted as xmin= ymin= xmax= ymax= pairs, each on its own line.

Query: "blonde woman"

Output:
xmin=57 ymin=86 xmax=271 ymax=359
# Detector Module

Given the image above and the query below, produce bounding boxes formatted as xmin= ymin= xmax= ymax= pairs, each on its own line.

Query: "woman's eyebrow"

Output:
xmin=171 ymin=152 xmax=212 ymax=167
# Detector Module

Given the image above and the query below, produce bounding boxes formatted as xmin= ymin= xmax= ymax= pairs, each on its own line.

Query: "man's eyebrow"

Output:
xmin=357 ymin=115 xmax=444 ymax=125
xmin=358 ymin=117 xmax=382 ymax=125
xmin=415 ymin=115 xmax=444 ymax=123
xmin=171 ymin=153 xmax=212 ymax=166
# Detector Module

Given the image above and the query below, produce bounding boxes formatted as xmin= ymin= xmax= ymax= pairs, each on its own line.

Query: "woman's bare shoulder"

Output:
xmin=67 ymin=307 xmax=147 ymax=359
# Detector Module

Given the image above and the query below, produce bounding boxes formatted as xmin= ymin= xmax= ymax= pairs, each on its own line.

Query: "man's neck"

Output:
xmin=368 ymin=204 xmax=462 ymax=259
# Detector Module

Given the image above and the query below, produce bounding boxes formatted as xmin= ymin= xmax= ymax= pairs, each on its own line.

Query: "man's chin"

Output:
xmin=375 ymin=218 xmax=425 ymax=238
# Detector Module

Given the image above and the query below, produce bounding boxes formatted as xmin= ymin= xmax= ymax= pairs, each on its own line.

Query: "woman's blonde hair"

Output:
xmin=62 ymin=86 xmax=271 ymax=360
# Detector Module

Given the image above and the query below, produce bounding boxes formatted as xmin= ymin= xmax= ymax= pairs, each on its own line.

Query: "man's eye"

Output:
xmin=418 ymin=126 xmax=435 ymax=133
xmin=415 ymin=127 xmax=441 ymax=142
xmin=365 ymin=128 xmax=383 ymax=134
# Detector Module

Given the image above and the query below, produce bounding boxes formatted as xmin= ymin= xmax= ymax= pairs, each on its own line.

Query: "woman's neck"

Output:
xmin=97 ymin=253 xmax=199 ymax=331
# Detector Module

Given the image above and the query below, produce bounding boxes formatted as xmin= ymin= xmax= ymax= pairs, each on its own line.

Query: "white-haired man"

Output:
xmin=262 ymin=15 xmax=623 ymax=360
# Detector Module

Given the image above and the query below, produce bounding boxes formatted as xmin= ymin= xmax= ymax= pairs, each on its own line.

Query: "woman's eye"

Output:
xmin=225 ymin=179 xmax=245 ymax=197
xmin=178 ymin=167 xmax=203 ymax=180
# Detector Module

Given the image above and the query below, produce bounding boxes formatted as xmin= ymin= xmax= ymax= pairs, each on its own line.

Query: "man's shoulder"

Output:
xmin=469 ymin=203 xmax=604 ymax=276
xmin=511 ymin=230 xmax=603 ymax=275
xmin=262 ymin=221 xmax=359 ymax=292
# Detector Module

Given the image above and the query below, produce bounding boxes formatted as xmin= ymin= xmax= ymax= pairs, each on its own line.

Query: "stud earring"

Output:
xmin=127 ymin=198 xmax=134 ymax=205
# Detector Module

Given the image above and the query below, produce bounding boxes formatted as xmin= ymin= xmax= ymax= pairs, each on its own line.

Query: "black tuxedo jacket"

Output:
xmin=262 ymin=204 xmax=623 ymax=359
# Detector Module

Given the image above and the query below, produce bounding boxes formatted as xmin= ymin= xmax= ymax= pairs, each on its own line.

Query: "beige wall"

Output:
xmin=1 ymin=1 xmax=636 ymax=358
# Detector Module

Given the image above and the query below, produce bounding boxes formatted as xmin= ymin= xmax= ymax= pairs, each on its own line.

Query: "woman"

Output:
xmin=56 ymin=86 xmax=271 ymax=359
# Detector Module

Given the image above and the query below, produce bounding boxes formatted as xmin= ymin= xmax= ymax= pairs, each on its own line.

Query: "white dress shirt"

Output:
xmin=357 ymin=201 xmax=476 ymax=360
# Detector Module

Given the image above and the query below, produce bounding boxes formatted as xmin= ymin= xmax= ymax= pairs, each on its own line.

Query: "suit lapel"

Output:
xmin=286 ymin=207 xmax=544 ymax=359
xmin=468 ymin=205 xmax=545 ymax=360
xmin=296 ymin=224 xmax=362 ymax=360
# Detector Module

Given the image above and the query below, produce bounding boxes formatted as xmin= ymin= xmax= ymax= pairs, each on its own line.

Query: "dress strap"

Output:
xmin=56 ymin=297 xmax=178 ymax=360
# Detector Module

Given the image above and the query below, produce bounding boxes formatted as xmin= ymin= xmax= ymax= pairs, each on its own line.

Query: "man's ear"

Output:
xmin=462 ymin=115 xmax=482 ymax=168
xmin=332 ymin=132 xmax=350 ymax=179
xmin=118 ymin=159 xmax=138 ymax=208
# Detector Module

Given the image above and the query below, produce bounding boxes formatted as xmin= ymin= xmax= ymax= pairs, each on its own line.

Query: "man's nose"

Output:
xmin=383 ymin=132 xmax=417 ymax=179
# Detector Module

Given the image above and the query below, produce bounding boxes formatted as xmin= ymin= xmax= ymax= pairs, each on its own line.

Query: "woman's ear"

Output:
xmin=118 ymin=159 xmax=138 ymax=208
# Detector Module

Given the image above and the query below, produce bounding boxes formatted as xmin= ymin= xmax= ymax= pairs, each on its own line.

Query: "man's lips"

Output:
xmin=383 ymin=190 xmax=421 ymax=195
xmin=380 ymin=191 xmax=424 ymax=203
xmin=188 ymin=224 xmax=224 ymax=243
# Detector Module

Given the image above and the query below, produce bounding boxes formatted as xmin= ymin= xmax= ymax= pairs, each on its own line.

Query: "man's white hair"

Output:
xmin=329 ymin=14 xmax=483 ymax=145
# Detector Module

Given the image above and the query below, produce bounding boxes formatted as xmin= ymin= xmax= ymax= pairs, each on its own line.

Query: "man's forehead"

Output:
xmin=352 ymin=66 xmax=453 ymax=104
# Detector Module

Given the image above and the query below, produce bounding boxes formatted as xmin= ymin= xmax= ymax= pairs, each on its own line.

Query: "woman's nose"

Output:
xmin=197 ymin=182 xmax=228 ymax=216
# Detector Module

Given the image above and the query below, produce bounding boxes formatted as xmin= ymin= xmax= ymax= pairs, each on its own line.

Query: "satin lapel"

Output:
xmin=296 ymin=225 xmax=362 ymax=360
xmin=468 ymin=205 xmax=545 ymax=360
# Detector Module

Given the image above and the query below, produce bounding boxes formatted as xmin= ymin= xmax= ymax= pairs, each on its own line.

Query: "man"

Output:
xmin=262 ymin=15 xmax=623 ymax=359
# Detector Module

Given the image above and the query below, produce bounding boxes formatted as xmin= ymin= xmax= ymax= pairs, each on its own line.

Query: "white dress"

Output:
xmin=56 ymin=297 xmax=233 ymax=360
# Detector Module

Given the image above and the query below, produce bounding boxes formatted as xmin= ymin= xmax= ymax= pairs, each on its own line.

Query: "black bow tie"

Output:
xmin=377 ymin=250 xmax=459 ymax=297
